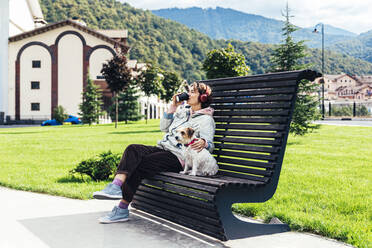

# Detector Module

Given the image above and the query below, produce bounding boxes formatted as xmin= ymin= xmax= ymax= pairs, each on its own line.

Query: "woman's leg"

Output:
xmin=93 ymin=144 xmax=162 ymax=200
xmin=121 ymin=149 xmax=183 ymax=203
xmin=98 ymin=146 xmax=182 ymax=224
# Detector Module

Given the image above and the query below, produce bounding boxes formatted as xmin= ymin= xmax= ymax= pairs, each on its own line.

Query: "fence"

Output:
xmin=325 ymin=101 xmax=372 ymax=118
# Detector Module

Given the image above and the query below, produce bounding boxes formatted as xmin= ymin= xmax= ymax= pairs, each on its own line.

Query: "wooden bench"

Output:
xmin=132 ymin=70 xmax=321 ymax=241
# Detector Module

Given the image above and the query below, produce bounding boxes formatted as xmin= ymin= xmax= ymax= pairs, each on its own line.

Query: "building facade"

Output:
xmin=8 ymin=19 xmax=130 ymax=121
xmin=316 ymin=74 xmax=372 ymax=101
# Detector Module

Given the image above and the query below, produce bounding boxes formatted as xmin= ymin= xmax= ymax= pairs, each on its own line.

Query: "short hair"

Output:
xmin=191 ymin=82 xmax=213 ymax=108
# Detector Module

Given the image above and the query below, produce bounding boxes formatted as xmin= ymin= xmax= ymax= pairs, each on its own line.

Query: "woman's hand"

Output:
xmin=190 ymin=138 xmax=206 ymax=152
xmin=167 ymin=94 xmax=184 ymax=114
xmin=172 ymin=94 xmax=184 ymax=107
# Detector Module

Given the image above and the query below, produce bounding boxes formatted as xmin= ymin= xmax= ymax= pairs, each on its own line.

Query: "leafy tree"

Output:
xmin=101 ymin=49 xmax=134 ymax=128
xmin=52 ymin=105 xmax=68 ymax=124
xmin=108 ymin=82 xmax=143 ymax=124
xmin=202 ymin=43 xmax=251 ymax=79
xmin=136 ymin=63 xmax=164 ymax=123
xmin=270 ymin=4 xmax=320 ymax=135
xmin=79 ymin=76 xmax=103 ymax=125
xmin=160 ymin=71 xmax=182 ymax=102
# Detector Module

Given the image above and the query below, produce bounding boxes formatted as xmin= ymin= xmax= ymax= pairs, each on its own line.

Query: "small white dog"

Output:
xmin=175 ymin=127 xmax=218 ymax=176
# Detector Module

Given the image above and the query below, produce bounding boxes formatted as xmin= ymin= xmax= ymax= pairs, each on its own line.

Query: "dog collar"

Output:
xmin=185 ymin=138 xmax=198 ymax=147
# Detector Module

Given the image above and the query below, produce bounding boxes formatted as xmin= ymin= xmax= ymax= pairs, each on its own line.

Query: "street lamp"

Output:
xmin=313 ymin=23 xmax=325 ymax=119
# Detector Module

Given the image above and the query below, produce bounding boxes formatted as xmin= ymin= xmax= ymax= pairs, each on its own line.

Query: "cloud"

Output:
xmin=120 ymin=0 xmax=372 ymax=34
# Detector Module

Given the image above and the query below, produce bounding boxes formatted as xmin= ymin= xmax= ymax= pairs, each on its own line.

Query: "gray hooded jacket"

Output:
xmin=157 ymin=105 xmax=215 ymax=165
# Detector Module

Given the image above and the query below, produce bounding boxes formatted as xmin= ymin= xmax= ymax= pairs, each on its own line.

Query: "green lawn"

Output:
xmin=0 ymin=121 xmax=371 ymax=248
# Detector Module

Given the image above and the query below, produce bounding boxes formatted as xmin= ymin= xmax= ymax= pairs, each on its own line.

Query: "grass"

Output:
xmin=0 ymin=120 xmax=371 ymax=248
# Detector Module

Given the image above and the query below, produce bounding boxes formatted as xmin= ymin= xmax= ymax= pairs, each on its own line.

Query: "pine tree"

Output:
xmin=79 ymin=77 xmax=103 ymax=125
xmin=108 ymin=82 xmax=142 ymax=124
xmin=270 ymin=4 xmax=320 ymax=135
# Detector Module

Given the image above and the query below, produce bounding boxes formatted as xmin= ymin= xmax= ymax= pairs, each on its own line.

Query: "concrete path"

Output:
xmin=0 ymin=187 xmax=353 ymax=248
xmin=315 ymin=119 xmax=372 ymax=127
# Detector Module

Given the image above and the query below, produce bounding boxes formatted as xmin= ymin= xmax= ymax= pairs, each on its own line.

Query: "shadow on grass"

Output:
xmin=57 ymin=175 xmax=113 ymax=184
xmin=0 ymin=131 xmax=42 ymax=135
xmin=56 ymin=175 xmax=88 ymax=183
xmin=109 ymin=130 xmax=161 ymax=135
xmin=287 ymin=141 xmax=302 ymax=146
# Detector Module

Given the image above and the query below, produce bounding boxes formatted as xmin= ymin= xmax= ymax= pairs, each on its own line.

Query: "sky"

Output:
xmin=119 ymin=0 xmax=372 ymax=34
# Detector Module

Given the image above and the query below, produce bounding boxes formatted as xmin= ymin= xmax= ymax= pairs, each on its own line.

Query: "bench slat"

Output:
xmin=137 ymin=185 xmax=217 ymax=210
xmin=211 ymin=80 xmax=297 ymax=91
xmin=204 ymin=71 xmax=303 ymax=86
xmin=142 ymin=179 xmax=215 ymax=202
xmin=216 ymin=124 xmax=286 ymax=131
xmin=159 ymin=172 xmax=228 ymax=186
xmin=212 ymin=102 xmax=291 ymax=110
xmin=159 ymin=172 xmax=265 ymax=187
xmin=211 ymin=87 xmax=296 ymax=97
xmin=214 ymin=136 xmax=280 ymax=146
xmin=212 ymin=95 xmax=292 ymax=103
xmin=135 ymin=190 xmax=219 ymax=219
xmin=216 ymin=150 xmax=278 ymax=161
xmin=214 ymin=117 xmax=288 ymax=124
xmin=218 ymin=170 xmax=269 ymax=182
xmin=215 ymin=130 xmax=283 ymax=138
xmin=151 ymin=175 xmax=219 ymax=193
xmin=132 ymin=202 xmax=226 ymax=240
xmin=214 ymin=143 xmax=279 ymax=153
xmin=216 ymin=157 xmax=275 ymax=169
xmin=218 ymin=163 xmax=272 ymax=176
xmin=133 ymin=195 xmax=221 ymax=226
xmin=213 ymin=110 xmax=290 ymax=116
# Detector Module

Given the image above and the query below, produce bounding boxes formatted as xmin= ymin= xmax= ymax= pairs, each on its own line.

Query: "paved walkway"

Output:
xmin=0 ymin=187 xmax=353 ymax=248
xmin=315 ymin=119 xmax=372 ymax=127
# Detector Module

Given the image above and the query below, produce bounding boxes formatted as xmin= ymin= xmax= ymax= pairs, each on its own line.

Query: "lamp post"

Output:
xmin=313 ymin=23 xmax=325 ymax=119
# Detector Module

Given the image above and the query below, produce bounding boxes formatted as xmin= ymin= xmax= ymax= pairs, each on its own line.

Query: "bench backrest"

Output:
xmin=203 ymin=70 xmax=321 ymax=184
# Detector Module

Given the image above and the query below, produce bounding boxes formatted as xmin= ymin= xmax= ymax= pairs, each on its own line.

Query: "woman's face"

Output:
xmin=187 ymin=85 xmax=200 ymax=106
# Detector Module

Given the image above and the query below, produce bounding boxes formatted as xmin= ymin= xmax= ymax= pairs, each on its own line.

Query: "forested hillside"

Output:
xmin=331 ymin=30 xmax=372 ymax=64
xmin=152 ymin=7 xmax=357 ymax=48
xmin=40 ymin=0 xmax=372 ymax=81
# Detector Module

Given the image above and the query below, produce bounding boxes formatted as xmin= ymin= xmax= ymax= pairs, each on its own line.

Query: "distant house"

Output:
xmin=316 ymin=74 xmax=372 ymax=101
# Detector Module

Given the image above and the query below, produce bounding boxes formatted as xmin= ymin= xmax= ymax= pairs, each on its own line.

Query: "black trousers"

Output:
xmin=116 ymin=144 xmax=183 ymax=202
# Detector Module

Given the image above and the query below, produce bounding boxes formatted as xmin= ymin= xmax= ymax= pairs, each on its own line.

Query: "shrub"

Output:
xmin=52 ymin=105 xmax=68 ymax=124
xmin=70 ymin=151 xmax=121 ymax=181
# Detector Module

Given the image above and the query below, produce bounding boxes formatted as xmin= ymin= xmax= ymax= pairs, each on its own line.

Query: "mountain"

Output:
xmin=39 ymin=0 xmax=372 ymax=82
xmin=152 ymin=7 xmax=357 ymax=48
xmin=331 ymin=30 xmax=372 ymax=63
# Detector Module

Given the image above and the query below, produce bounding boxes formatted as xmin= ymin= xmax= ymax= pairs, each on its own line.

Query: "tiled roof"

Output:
xmin=8 ymin=19 xmax=130 ymax=51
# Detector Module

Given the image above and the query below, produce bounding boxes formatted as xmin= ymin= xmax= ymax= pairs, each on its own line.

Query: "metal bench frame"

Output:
xmin=132 ymin=70 xmax=321 ymax=241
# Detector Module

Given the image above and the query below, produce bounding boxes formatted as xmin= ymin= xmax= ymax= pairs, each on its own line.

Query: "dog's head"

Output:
xmin=175 ymin=127 xmax=195 ymax=145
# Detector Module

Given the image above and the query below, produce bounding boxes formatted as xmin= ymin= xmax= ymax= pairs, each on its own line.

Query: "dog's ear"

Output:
xmin=187 ymin=127 xmax=195 ymax=138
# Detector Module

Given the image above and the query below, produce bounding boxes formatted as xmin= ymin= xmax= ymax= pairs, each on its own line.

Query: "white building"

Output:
xmin=2 ymin=0 xmax=169 ymax=123
xmin=8 ymin=19 xmax=130 ymax=121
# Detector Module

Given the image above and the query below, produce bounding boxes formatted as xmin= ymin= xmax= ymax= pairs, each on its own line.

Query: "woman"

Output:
xmin=94 ymin=82 xmax=215 ymax=223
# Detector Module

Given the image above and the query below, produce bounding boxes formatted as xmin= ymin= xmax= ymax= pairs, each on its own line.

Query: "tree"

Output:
xmin=101 ymin=48 xmax=133 ymax=128
xmin=108 ymin=82 xmax=143 ymax=124
xmin=136 ymin=63 xmax=165 ymax=123
xmin=202 ymin=43 xmax=250 ymax=79
xmin=79 ymin=76 xmax=103 ymax=125
xmin=52 ymin=105 xmax=68 ymax=124
xmin=160 ymin=71 xmax=182 ymax=103
xmin=270 ymin=4 xmax=320 ymax=135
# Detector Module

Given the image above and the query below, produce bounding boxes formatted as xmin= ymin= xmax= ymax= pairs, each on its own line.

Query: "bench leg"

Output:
xmin=216 ymin=188 xmax=290 ymax=240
